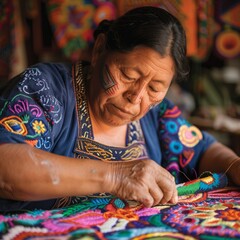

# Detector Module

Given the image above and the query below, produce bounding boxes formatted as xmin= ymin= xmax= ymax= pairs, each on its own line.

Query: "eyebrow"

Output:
xmin=133 ymin=67 xmax=166 ymax=84
xmin=122 ymin=65 xmax=168 ymax=85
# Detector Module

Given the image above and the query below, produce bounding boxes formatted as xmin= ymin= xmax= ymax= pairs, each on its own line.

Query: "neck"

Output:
xmin=88 ymin=103 xmax=128 ymax=147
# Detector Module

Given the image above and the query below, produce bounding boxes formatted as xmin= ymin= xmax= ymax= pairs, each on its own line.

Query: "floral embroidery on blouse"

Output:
xmin=158 ymin=100 xmax=204 ymax=183
xmin=0 ymin=67 xmax=63 ymax=150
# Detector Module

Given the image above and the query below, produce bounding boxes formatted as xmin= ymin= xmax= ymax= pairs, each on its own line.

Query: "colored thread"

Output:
xmin=223 ymin=157 xmax=240 ymax=176
xmin=177 ymin=173 xmax=228 ymax=196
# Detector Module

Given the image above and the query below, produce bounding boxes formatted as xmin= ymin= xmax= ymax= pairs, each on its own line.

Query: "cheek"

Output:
xmin=101 ymin=66 xmax=120 ymax=96
xmin=140 ymin=102 xmax=153 ymax=116
xmin=141 ymin=97 xmax=165 ymax=116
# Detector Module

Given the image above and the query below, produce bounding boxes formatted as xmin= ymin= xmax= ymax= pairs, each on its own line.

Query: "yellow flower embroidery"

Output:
xmin=32 ymin=120 xmax=46 ymax=134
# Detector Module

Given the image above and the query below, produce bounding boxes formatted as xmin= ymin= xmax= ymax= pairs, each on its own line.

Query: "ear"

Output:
xmin=91 ymin=34 xmax=106 ymax=67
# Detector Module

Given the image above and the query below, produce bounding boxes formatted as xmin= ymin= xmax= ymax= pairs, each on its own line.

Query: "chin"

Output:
xmin=105 ymin=118 xmax=130 ymax=126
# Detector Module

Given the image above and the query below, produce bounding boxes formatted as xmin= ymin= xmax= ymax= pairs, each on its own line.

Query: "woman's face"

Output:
xmin=89 ymin=44 xmax=175 ymax=127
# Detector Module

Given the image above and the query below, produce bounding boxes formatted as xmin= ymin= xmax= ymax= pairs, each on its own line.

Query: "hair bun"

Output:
xmin=94 ymin=19 xmax=113 ymax=40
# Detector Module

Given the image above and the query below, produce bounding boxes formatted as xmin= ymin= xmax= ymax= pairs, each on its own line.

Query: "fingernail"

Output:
xmin=143 ymin=198 xmax=152 ymax=208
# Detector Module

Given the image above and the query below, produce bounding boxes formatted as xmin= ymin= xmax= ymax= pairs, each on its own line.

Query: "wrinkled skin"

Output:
xmin=105 ymin=159 xmax=178 ymax=207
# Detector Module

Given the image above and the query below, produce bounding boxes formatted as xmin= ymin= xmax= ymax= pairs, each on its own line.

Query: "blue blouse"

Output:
xmin=0 ymin=62 xmax=215 ymax=211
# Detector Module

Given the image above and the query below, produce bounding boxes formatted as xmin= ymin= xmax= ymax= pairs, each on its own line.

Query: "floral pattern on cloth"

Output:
xmin=0 ymin=185 xmax=240 ymax=239
xmin=0 ymin=66 xmax=63 ymax=150
xmin=157 ymin=100 xmax=207 ymax=183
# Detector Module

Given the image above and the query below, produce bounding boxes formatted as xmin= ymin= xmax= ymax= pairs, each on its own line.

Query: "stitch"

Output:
xmin=7 ymin=98 xmax=43 ymax=117
xmin=36 ymin=137 xmax=52 ymax=150
xmin=19 ymin=68 xmax=50 ymax=95
xmin=20 ymin=80 xmax=49 ymax=95
xmin=29 ymin=105 xmax=43 ymax=117
xmin=0 ymin=116 xmax=28 ymax=135
xmin=10 ymin=99 xmax=29 ymax=114
xmin=20 ymin=68 xmax=42 ymax=81
xmin=26 ymin=133 xmax=42 ymax=139
xmin=21 ymin=114 xmax=30 ymax=123
xmin=176 ymin=173 xmax=228 ymax=196
xmin=39 ymin=95 xmax=62 ymax=123
xmin=32 ymin=120 xmax=47 ymax=135
xmin=25 ymin=139 xmax=38 ymax=147
xmin=178 ymin=125 xmax=203 ymax=148
xmin=0 ymin=101 xmax=9 ymax=117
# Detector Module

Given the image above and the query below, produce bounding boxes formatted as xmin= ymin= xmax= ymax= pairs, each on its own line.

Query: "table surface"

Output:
xmin=1 ymin=187 xmax=240 ymax=239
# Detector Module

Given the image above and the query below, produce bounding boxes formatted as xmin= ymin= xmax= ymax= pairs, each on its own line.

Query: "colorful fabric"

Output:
xmin=216 ymin=0 xmax=240 ymax=30
xmin=47 ymin=0 xmax=117 ymax=61
xmin=215 ymin=0 xmax=240 ymax=59
xmin=0 ymin=61 xmax=215 ymax=211
xmin=155 ymin=99 xmax=215 ymax=183
xmin=1 ymin=186 xmax=240 ymax=239
xmin=195 ymin=0 xmax=215 ymax=60
xmin=177 ymin=172 xmax=228 ymax=196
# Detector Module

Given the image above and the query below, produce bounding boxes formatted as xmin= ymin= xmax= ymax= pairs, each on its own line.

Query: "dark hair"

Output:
xmin=94 ymin=6 xmax=189 ymax=81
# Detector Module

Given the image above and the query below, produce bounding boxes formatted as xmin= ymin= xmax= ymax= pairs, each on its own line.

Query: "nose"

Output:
xmin=125 ymin=83 xmax=147 ymax=104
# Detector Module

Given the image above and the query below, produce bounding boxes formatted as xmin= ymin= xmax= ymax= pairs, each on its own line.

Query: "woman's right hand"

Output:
xmin=105 ymin=159 xmax=178 ymax=207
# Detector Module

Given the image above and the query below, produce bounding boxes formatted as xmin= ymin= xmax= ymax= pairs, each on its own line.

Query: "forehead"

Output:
xmin=106 ymin=46 xmax=175 ymax=76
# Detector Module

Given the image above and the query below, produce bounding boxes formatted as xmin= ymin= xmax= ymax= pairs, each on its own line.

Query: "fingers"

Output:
xmin=148 ymin=175 xmax=178 ymax=206
xmin=129 ymin=170 xmax=178 ymax=207
xmin=156 ymin=170 xmax=178 ymax=205
xmin=108 ymin=159 xmax=178 ymax=207
xmin=149 ymin=181 xmax=163 ymax=206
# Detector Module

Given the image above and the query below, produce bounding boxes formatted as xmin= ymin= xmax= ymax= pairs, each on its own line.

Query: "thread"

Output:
xmin=223 ymin=157 xmax=240 ymax=176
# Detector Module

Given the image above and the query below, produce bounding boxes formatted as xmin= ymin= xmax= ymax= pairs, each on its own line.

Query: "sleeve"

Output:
xmin=156 ymin=98 xmax=216 ymax=183
xmin=0 ymin=62 xmax=69 ymax=151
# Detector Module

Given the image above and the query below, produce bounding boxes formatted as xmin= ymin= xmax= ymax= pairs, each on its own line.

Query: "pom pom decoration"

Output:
xmin=215 ymin=29 xmax=240 ymax=59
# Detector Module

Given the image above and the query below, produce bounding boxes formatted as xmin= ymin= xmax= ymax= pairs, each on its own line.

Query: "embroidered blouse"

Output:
xmin=0 ymin=62 xmax=215 ymax=211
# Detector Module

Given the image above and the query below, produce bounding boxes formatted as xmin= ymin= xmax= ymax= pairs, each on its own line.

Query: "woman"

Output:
xmin=0 ymin=6 xmax=239 ymax=211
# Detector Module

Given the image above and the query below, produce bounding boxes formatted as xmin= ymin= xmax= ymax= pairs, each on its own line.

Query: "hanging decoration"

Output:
xmin=47 ymin=0 xmax=116 ymax=61
xmin=215 ymin=0 xmax=240 ymax=59
xmin=216 ymin=29 xmax=240 ymax=59
xmin=195 ymin=0 xmax=215 ymax=60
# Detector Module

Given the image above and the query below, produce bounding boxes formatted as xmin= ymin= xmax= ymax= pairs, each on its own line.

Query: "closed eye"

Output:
xmin=121 ymin=70 xmax=136 ymax=81
xmin=149 ymin=85 xmax=160 ymax=93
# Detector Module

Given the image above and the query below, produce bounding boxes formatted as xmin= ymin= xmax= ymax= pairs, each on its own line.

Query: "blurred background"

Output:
xmin=0 ymin=0 xmax=240 ymax=154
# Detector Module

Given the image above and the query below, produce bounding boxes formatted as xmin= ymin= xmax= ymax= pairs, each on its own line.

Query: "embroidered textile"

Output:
xmin=215 ymin=0 xmax=240 ymax=59
xmin=47 ymin=0 xmax=117 ymax=61
xmin=177 ymin=172 xmax=228 ymax=196
xmin=1 ymin=186 xmax=240 ymax=239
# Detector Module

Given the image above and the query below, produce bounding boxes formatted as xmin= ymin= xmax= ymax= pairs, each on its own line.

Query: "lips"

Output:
xmin=111 ymin=104 xmax=137 ymax=117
